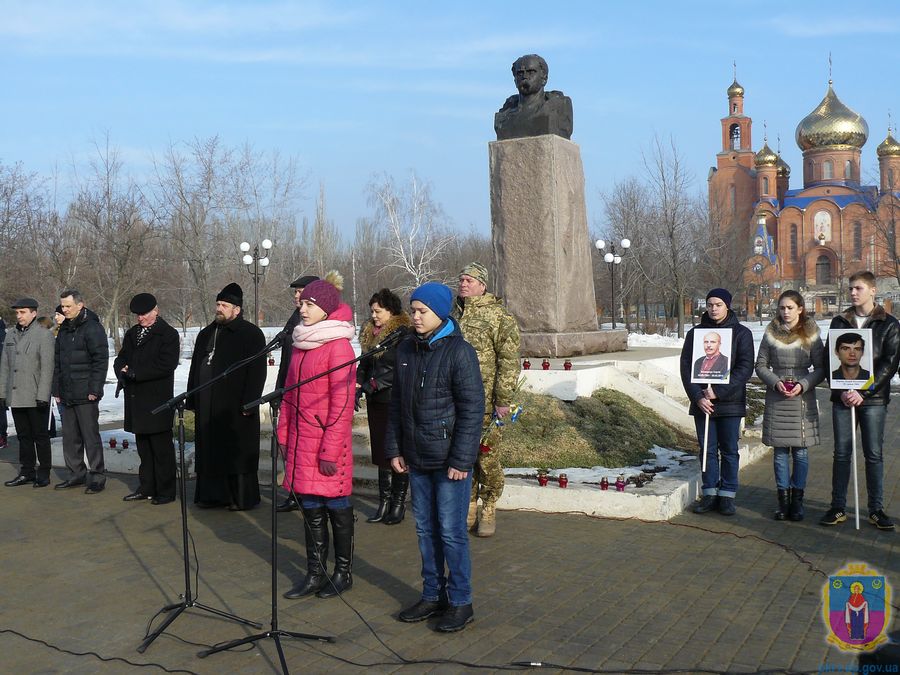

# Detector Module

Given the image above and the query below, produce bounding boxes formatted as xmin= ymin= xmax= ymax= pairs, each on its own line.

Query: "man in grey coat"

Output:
xmin=0 ymin=298 xmax=57 ymax=487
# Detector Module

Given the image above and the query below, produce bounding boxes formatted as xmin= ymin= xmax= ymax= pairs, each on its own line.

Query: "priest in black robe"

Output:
xmin=187 ymin=283 xmax=267 ymax=510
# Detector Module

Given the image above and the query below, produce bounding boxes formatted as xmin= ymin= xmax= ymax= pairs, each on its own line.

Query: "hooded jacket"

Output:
xmin=680 ymin=309 xmax=754 ymax=418
xmin=277 ymin=303 xmax=356 ymax=498
xmin=827 ymin=305 xmax=900 ymax=406
xmin=384 ymin=318 xmax=484 ymax=472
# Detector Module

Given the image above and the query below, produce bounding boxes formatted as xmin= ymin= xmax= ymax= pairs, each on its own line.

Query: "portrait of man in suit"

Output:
xmin=831 ymin=332 xmax=871 ymax=382
xmin=693 ymin=331 xmax=729 ymax=379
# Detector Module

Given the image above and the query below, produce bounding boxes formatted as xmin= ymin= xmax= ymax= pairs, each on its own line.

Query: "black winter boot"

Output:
xmin=774 ymin=489 xmax=790 ymax=521
xmin=367 ymin=468 xmax=392 ymax=523
xmin=789 ymin=488 xmax=805 ymax=521
xmin=284 ymin=506 xmax=329 ymax=599
xmin=317 ymin=507 xmax=354 ymax=598
xmin=382 ymin=472 xmax=409 ymax=525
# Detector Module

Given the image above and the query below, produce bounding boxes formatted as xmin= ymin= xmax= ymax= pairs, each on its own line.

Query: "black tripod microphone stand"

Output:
xmin=198 ymin=331 xmax=403 ymax=672
xmin=138 ymin=330 xmax=291 ymax=652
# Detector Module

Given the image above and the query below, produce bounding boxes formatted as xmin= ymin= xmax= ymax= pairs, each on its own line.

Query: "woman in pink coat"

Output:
xmin=278 ymin=271 xmax=357 ymax=600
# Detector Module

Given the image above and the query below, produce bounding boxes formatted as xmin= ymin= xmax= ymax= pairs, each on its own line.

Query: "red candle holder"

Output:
xmin=522 ymin=358 xmax=531 ymax=370
xmin=615 ymin=474 xmax=626 ymax=492
xmin=563 ymin=359 xmax=572 ymax=371
xmin=600 ymin=477 xmax=609 ymax=490
xmin=541 ymin=358 xmax=551 ymax=371
xmin=558 ymin=473 xmax=568 ymax=488
xmin=109 ymin=438 xmax=117 ymax=449
xmin=537 ymin=473 xmax=549 ymax=486
xmin=122 ymin=439 xmax=129 ymax=449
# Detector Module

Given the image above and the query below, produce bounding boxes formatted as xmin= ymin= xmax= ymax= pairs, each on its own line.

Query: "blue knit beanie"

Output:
xmin=410 ymin=282 xmax=453 ymax=320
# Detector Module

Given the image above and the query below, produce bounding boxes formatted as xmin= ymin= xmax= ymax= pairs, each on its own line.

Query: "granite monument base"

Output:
xmin=490 ymin=135 xmax=599 ymax=335
xmin=520 ymin=329 xmax=627 ymax=358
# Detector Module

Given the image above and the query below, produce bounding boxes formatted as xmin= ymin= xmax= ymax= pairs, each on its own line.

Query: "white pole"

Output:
xmin=702 ymin=412 xmax=710 ymax=473
xmin=851 ymin=405 xmax=860 ymax=530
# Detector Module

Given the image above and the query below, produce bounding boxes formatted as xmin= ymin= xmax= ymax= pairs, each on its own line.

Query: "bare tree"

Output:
xmin=641 ymin=136 xmax=699 ymax=337
xmin=68 ymin=136 xmax=153 ymax=348
xmin=367 ymin=172 xmax=454 ymax=292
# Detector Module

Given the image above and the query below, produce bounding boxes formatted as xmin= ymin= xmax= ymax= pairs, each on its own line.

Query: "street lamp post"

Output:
xmin=752 ymin=262 xmax=764 ymax=325
xmin=595 ymin=238 xmax=631 ymax=329
xmin=239 ymin=238 xmax=273 ymax=325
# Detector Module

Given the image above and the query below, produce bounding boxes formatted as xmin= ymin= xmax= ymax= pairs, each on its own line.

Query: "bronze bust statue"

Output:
xmin=494 ymin=54 xmax=573 ymax=141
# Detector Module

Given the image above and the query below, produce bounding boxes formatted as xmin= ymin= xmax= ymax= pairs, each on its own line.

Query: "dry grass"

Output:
xmin=501 ymin=388 xmax=696 ymax=470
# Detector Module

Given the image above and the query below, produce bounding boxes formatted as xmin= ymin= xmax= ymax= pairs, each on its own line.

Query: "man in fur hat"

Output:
xmin=187 ymin=283 xmax=267 ymax=510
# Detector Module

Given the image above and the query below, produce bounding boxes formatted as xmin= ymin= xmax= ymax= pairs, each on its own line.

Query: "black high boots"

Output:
xmin=367 ymin=468 xmax=392 ymax=523
xmin=382 ymin=472 xmax=409 ymax=525
xmin=789 ymin=488 xmax=805 ymax=521
xmin=284 ymin=506 xmax=329 ymax=599
xmin=774 ymin=489 xmax=790 ymax=521
xmin=317 ymin=507 xmax=354 ymax=598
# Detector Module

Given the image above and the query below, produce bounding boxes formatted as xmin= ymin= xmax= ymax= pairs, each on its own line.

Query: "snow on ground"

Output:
xmin=504 ymin=446 xmax=695 ymax=484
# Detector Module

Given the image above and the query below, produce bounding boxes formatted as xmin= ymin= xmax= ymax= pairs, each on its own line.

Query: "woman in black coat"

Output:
xmin=114 ymin=294 xmax=181 ymax=504
xmin=356 ymin=288 xmax=411 ymax=524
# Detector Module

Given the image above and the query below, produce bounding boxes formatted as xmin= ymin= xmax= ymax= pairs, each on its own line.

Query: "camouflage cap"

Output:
xmin=459 ymin=262 xmax=489 ymax=287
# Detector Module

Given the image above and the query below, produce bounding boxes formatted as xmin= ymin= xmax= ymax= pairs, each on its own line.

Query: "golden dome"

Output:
xmin=877 ymin=131 xmax=900 ymax=157
xmin=727 ymin=79 xmax=744 ymax=98
xmin=776 ymin=154 xmax=791 ymax=178
xmin=755 ymin=142 xmax=778 ymax=167
xmin=795 ymin=84 xmax=868 ymax=150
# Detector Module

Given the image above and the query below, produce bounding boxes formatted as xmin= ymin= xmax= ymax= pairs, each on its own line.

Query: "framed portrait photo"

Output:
xmin=828 ymin=328 xmax=875 ymax=390
xmin=691 ymin=328 xmax=733 ymax=384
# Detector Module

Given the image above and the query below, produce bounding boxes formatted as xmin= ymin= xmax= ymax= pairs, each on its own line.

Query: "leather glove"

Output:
xmin=318 ymin=459 xmax=337 ymax=476
xmin=36 ymin=400 xmax=49 ymax=408
xmin=354 ymin=388 xmax=363 ymax=412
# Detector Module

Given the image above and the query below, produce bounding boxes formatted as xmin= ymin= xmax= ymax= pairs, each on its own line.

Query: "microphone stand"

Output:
xmin=138 ymin=328 xmax=289 ymax=653
xmin=198 ymin=330 xmax=405 ymax=670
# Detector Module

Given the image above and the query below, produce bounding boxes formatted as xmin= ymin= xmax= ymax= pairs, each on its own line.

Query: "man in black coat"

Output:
xmin=114 ymin=293 xmax=181 ymax=505
xmin=52 ymin=289 xmax=109 ymax=493
xmin=187 ymin=283 xmax=266 ymax=511
xmin=680 ymin=288 xmax=754 ymax=516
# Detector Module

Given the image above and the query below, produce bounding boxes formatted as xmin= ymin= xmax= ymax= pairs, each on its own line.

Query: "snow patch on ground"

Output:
xmin=504 ymin=445 xmax=695 ymax=485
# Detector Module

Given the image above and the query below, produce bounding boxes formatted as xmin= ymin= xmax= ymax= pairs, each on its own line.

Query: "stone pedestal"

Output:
xmin=519 ymin=329 xmax=627 ymax=358
xmin=490 ymin=135 xmax=614 ymax=357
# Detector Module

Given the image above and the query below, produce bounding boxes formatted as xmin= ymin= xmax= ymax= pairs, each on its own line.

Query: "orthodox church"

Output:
xmin=708 ymin=75 xmax=900 ymax=316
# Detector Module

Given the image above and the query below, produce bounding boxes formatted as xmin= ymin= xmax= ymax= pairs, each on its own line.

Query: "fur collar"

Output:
xmin=359 ymin=313 xmax=411 ymax=353
xmin=839 ymin=304 xmax=888 ymax=325
xmin=765 ymin=316 xmax=819 ymax=347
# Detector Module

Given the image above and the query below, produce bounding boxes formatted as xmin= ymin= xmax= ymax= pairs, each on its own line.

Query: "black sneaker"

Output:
xmin=692 ymin=495 xmax=718 ymax=514
xmin=819 ymin=508 xmax=847 ymax=526
xmin=717 ymin=497 xmax=736 ymax=516
xmin=869 ymin=510 xmax=895 ymax=531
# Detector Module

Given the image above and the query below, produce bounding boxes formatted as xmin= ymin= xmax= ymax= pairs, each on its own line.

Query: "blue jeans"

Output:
xmin=773 ymin=447 xmax=808 ymax=490
xmin=408 ymin=467 xmax=473 ymax=607
xmin=299 ymin=494 xmax=351 ymax=510
xmin=831 ymin=404 xmax=886 ymax=513
xmin=694 ymin=415 xmax=742 ymax=498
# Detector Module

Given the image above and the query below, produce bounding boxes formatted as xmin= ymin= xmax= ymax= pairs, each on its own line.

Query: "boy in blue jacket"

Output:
xmin=385 ymin=282 xmax=484 ymax=632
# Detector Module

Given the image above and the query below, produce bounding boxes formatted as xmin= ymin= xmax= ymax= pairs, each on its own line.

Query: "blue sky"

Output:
xmin=3 ymin=1 xmax=900 ymax=240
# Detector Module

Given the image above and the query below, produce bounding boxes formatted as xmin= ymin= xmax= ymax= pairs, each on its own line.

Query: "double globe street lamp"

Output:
xmin=240 ymin=239 xmax=273 ymax=325
xmin=594 ymin=238 xmax=631 ymax=329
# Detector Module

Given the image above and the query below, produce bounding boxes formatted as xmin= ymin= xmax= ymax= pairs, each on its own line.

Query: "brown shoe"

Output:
xmin=476 ymin=503 xmax=496 ymax=537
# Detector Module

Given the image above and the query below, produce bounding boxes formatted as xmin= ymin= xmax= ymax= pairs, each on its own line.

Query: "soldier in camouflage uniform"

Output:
xmin=453 ymin=262 xmax=521 ymax=537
